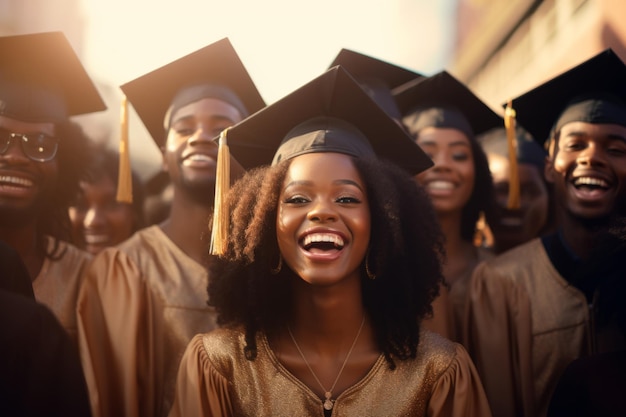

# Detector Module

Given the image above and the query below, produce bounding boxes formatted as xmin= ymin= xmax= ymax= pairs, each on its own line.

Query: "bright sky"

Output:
xmin=78 ymin=0 xmax=456 ymax=177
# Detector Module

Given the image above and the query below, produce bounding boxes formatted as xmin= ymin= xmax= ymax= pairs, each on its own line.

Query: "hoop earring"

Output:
xmin=365 ymin=249 xmax=376 ymax=280
xmin=270 ymin=254 xmax=283 ymax=275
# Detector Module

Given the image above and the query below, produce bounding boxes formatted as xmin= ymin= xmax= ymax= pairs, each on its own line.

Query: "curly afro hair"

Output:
xmin=208 ymin=155 xmax=446 ymax=369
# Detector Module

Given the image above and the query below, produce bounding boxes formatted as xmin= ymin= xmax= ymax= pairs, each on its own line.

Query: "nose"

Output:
xmin=307 ymin=199 xmax=337 ymax=223
xmin=576 ymin=143 xmax=606 ymax=167
xmin=430 ymin=152 xmax=453 ymax=172
xmin=188 ymin=125 xmax=218 ymax=147
xmin=84 ymin=206 xmax=107 ymax=229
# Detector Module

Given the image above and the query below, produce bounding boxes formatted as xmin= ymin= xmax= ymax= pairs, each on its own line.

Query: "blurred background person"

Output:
xmin=478 ymin=126 xmax=554 ymax=254
xmin=0 ymin=32 xmax=105 ymax=342
xmin=69 ymin=146 xmax=144 ymax=255
xmin=393 ymin=71 xmax=500 ymax=343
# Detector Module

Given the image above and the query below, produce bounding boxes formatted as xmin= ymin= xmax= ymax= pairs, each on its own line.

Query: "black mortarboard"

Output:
xmin=209 ymin=66 xmax=433 ymax=255
xmin=0 ymin=31 xmax=106 ymax=122
xmin=510 ymin=48 xmax=626 ymax=148
xmin=328 ymin=48 xmax=423 ymax=120
xmin=225 ymin=65 xmax=433 ymax=175
xmin=393 ymin=70 xmax=503 ymax=139
xmin=120 ymin=38 xmax=265 ymax=148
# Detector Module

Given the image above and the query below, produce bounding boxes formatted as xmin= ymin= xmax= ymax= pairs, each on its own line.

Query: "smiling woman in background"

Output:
xmin=68 ymin=147 xmax=144 ymax=254
xmin=393 ymin=71 xmax=501 ymax=343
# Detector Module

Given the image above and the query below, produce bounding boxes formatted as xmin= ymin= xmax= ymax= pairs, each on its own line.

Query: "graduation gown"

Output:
xmin=423 ymin=247 xmax=493 ymax=343
xmin=32 ymin=237 xmax=92 ymax=343
xmin=0 ymin=289 xmax=92 ymax=417
xmin=464 ymin=238 xmax=590 ymax=417
xmin=169 ymin=327 xmax=493 ymax=417
xmin=77 ymin=225 xmax=218 ymax=417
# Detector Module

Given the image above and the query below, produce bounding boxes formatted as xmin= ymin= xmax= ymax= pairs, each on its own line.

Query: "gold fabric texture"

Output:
xmin=465 ymin=238 xmax=589 ymax=417
xmin=77 ymin=225 xmax=218 ymax=417
xmin=169 ymin=327 xmax=493 ymax=417
xmin=33 ymin=237 xmax=92 ymax=344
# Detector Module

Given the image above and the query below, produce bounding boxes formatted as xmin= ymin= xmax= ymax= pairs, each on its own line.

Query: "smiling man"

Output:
xmin=0 ymin=32 xmax=105 ymax=341
xmin=76 ymin=38 xmax=265 ymax=417
xmin=465 ymin=49 xmax=626 ymax=417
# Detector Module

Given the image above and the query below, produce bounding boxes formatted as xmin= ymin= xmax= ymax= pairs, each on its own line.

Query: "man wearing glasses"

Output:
xmin=0 ymin=31 xmax=106 ymax=342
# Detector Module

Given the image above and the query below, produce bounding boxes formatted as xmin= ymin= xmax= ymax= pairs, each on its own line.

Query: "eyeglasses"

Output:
xmin=0 ymin=129 xmax=59 ymax=162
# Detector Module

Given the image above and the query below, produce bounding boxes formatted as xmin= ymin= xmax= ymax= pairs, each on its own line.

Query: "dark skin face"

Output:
xmin=488 ymin=152 xmax=549 ymax=251
xmin=0 ymin=115 xmax=58 ymax=226
xmin=68 ymin=175 xmax=135 ymax=255
xmin=162 ymin=97 xmax=243 ymax=203
xmin=545 ymin=121 xmax=626 ymax=221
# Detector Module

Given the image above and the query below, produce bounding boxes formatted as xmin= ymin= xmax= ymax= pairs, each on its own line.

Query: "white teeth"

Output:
xmin=84 ymin=235 xmax=109 ymax=244
xmin=187 ymin=154 xmax=213 ymax=162
xmin=574 ymin=177 xmax=608 ymax=187
xmin=302 ymin=233 xmax=345 ymax=248
xmin=0 ymin=176 xmax=34 ymax=187
xmin=427 ymin=180 xmax=454 ymax=190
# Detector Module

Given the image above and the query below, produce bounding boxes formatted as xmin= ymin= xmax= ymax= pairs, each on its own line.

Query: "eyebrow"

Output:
xmin=284 ymin=179 xmax=365 ymax=192
xmin=172 ymin=114 xmax=237 ymax=125
xmin=418 ymin=139 xmax=470 ymax=147
xmin=564 ymin=130 xmax=626 ymax=143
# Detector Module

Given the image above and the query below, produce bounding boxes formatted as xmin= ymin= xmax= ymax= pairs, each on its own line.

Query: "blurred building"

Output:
xmin=449 ymin=0 xmax=626 ymax=112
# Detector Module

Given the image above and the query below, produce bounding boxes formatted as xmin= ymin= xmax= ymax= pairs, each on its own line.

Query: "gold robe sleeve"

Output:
xmin=77 ymin=247 xmax=164 ymax=417
xmin=427 ymin=344 xmax=494 ymax=417
xmin=464 ymin=258 xmax=535 ymax=417
xmin=168 ymin=334 xmax=234 ymax=417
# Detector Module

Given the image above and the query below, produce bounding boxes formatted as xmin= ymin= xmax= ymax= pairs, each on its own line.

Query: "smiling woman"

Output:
xmin=168 ymin=66 xmax=492 ymax=417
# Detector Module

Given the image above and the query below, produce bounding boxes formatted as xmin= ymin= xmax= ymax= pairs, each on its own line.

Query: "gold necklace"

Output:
xmin=287 ymin=316 xmax=366 ymax=411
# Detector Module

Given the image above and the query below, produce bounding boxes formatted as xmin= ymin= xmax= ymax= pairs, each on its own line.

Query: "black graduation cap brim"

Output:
xmin=508 ymin=49 xmax=626 ymax=147
xmin=225 ymin=66 xmax=433 ymax=175
xmin=329 ymin=48 xmax=423 ymax=89
xmin=120 ymin=38 xmax=265 ymax=148
xmin=393 ymin=71 xmax=503 ymax=137
xmin=0 ymin=31 xmax=106 ymax=122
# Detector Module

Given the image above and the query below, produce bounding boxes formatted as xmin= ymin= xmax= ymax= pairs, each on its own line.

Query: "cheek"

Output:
xmin=68 ymin=208 xmax=85 ymax=227
xmin=276 ymin=206 xmax=298 ymax=252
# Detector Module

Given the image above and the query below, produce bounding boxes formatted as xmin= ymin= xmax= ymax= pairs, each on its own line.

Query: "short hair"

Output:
xmin=208 ymin=156 xmax=445 ymax=368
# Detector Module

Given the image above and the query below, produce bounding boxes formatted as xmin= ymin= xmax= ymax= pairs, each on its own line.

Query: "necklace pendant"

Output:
xmin=323 ymin=398 xmax=334 ymax=411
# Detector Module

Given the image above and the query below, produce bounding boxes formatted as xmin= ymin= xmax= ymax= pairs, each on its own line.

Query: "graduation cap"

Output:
xmin=0 ymin=31 xmax=106 ymax=122
xmin=510 ymin=48 xmax=626 ymax=149
xmin=120 ymin=37 xmax=265 ymax=149
xmin=328 ymin=48 xmax=423 ymax=120
xmin=116 ymin=38 xmax=265 ymax=204
xmin=209 ymin=65 xmax=433 ymax=255
xmin=393 ymin=70 xmax=503 ymax=140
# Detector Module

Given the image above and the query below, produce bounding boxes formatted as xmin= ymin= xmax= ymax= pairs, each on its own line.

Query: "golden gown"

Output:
xmin=465 ymin=238 xmax=590 ymax=417
xmin=33 ymin=237 xmax=92 ymax=343
xmin=169 ymin=327 xmax=493 ymax=417
xmin=424 ymin=247 xmax=493 ymax=343
xmin=77 ymin=225 xmax=218 ymax=417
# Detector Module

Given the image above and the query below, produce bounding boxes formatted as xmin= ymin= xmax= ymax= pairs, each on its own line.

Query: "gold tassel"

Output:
xmin=504 ymin=100 xmax=520 ymax=210
xmin=209 ymin=128 xmax=231 ymax=256
xmin=116 ymin=95 xmax=133 ymax=203
xmin=473 ymin=211 xmax=494 ymax=248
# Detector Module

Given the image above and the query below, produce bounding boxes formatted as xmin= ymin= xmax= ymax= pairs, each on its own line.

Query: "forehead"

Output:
xmin=558 ymin=121 xmax=626 ymax=138
xmin=0 ymin=114 xmax=55 ymax=135
xmin=170 ymin=97 xmax=243 ymax=125
xmin=284 ymin=152 xmax=362 ymax=181
xmin=416 ymin=126 xmax=471 ymax=146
